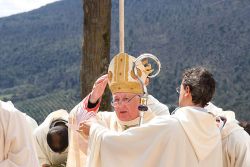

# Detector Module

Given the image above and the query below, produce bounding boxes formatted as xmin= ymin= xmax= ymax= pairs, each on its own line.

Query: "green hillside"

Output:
xmin=0 ymin=0 xmax=249 ymax=123
xmin=0 ymin=0 xmax=82 ymax=123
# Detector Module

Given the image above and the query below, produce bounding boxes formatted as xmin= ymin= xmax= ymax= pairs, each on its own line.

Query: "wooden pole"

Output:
xmin=119 ymin=0 xmax=125 ymax=53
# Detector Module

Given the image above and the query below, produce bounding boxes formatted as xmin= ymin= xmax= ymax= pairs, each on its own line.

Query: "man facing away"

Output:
xmin=0 ymin=100 xmax=39 ymax=167
xmin=85 ymin=66 xmax=223 ymax=167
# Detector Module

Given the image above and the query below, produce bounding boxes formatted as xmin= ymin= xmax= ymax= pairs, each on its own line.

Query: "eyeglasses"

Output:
xmin=176 ymin=87 xmax=180 ymax=94
xmin=111 ymin=95 xmax=140 ymax=107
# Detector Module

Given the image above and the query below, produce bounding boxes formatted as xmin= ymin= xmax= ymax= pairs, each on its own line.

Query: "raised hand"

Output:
xmin=89 ymin=74 xmax=108 ymax=103
xmin=78 ymin=119 xmax=96 ymax=137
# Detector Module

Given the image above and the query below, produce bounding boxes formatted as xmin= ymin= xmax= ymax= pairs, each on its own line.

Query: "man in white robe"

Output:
xmin=33 ymin=109 xmax=69 ymax=167
xmin=0 ymin=100 xmax=38 ymax=132
xmin=85 ymin=66 xmax=223 ymax=167
xmin=66 ymin=53 xmax=169 ymax=167
xmin=206 ymin=103 xmax=250 ymax=167
xmin=0 ymin=100 xmax=39 ymax=167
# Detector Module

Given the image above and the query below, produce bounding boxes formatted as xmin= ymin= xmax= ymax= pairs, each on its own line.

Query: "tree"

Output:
xmin=81 ymin=0 xmax=111 ymax=110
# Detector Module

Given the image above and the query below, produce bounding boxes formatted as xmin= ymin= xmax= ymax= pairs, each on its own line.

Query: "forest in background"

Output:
xmin=0 ymin=0 xmax=249 ymax=123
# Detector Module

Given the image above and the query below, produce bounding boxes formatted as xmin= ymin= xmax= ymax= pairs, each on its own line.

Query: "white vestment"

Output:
xmin=24 ymin=114 xmax=38 ymax=132
xmin=33 ymin=109 xmax=69 ymax=166
xmin=87 ymin=106 xmax=223 ymax=167
xmin=206 ymin=103 xmax=250 ymax=167
xmin=66 ymin=95 xmax=169 ymax=167
xmin=1 ymin=101 xmax=38 ymax=133
xmin=0 ymin=101 xmax=39 ymax=167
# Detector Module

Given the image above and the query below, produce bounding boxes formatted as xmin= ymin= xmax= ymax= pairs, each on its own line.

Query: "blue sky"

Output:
xmin=0 ymin=0 xmax=60 ymax=18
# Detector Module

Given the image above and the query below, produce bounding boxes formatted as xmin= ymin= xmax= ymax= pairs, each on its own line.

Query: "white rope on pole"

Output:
xmin=119 ymin=0 xmax=125 ymax=53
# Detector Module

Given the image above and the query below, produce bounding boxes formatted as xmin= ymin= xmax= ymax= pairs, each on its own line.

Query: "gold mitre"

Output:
xmin=108 ymin=52 xmax=153 ymax=94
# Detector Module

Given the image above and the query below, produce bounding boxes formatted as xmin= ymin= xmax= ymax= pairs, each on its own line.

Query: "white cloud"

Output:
xmin=0 ymin=0 xmax=60 ymax=18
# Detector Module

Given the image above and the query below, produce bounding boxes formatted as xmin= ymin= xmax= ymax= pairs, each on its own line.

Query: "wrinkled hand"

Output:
xmin=89 ymin=74 xmax=108 ymax=103
xmin=78 ymin=120 xmax=94 ymax=137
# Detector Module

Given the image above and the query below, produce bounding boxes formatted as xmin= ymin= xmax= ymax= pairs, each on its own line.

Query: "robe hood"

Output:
xmin=174 ymin=106 xmax=221 ymax=161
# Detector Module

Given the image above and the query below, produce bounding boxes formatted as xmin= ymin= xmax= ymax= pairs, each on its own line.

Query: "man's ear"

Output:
xmin=184 ymin=86 xmax=191 ymax=97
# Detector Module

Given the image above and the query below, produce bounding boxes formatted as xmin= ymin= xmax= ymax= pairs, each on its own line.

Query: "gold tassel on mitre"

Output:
xmin=108 ymin=52 xmax=153 ymax=94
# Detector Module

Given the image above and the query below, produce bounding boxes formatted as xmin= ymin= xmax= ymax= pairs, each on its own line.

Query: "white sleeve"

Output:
xmin=147 ymin=95 xmax=170 ymax=116
xmin=231 ymin=130 xmax=250 ymax=167
xmin=33 ymin=127 xmax=51 ymax=166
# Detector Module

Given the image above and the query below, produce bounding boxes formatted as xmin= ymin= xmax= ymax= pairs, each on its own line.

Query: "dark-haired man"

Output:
xmin=85 ymin=67 xmax=223 ymax=167
xmin=34 ymin=109 xmax=68 ymax=167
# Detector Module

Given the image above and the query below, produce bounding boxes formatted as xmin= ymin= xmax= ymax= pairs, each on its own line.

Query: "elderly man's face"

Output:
xmin=112 ymin=92 xmax=141 ymax=121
